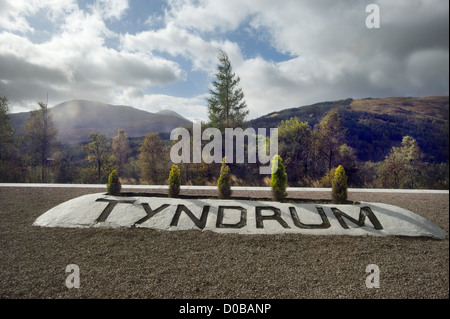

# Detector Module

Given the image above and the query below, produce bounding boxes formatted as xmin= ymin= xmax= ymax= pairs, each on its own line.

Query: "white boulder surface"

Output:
xmin=33 ymin=193 xmax=446 ymax=239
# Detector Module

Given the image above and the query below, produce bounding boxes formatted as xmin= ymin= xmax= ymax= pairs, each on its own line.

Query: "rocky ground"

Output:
xmin=0 ymin=186 xmax=448 ymax=299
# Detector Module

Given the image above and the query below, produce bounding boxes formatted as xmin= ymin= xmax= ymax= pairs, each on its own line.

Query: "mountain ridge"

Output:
xmin=248 ymin=96 xmax=449 ymax=163
xmin=10 ymin=99 xmax=192 ymax=144
xmin=9 ymin=96 xmax=449 ymax=164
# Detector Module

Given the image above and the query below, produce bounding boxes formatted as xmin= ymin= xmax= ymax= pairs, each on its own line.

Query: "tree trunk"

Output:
xmin=98 ymin=160 xmax=101 ymax=183
xmin=41 ymin=150 xmax=46 ymax=183
xmin=328 ymin=150 xmax=333 ymax=172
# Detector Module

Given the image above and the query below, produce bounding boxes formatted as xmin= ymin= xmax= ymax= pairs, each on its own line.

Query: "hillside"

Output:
xmin=8 ymin=97 xmax=449 ymax=163
xmin=248 ymin=96 xmax=449 ymax=163
xmin=156 ymin=109 xmax=187 ymax=119
xmin=10 ymin=100 xmax=192 ymax=144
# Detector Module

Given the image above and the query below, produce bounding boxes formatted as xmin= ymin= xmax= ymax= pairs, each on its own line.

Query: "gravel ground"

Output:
xmin=0 ymin=186 xmax=448 ymax=299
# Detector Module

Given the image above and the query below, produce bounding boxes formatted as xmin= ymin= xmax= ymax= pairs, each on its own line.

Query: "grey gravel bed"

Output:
xmin=0 ymin=186 xmax=448 ymax=299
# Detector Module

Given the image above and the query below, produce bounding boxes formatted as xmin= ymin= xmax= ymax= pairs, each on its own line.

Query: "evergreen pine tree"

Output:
xmin=207 ymin=49 xmax=248 ymax=131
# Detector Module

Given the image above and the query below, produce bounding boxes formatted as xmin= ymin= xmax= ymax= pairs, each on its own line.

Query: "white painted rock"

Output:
xmin=33 ymin=193 xmax=447 ymax=239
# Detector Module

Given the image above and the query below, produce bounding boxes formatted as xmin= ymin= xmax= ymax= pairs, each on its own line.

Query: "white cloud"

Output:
xmin=152 ymin=0 xmax=381 ymax=116
xmin=234 ymin=0 xmax=448 ymax=115
xmin=120 ymin=0 xmax=450 ymax=119
xmin=0 ymin=0 xmax=184 ymax=112
xmin=121 ymin=22 xmax=242 ymax=73
xmin=0 ymin=0 xmax=448 ymax=120
xmin=0 ymin=0 xmax=78 ymax=32
xmin=91 ymin=0 xmax=129 ymax=20
xmin=0 ymin=0 xmax=35 ymax=32
xmin=166 ymin=0 xmax=252 ymax=33
xmin=114 ymin=89 xmax=209 ymax=123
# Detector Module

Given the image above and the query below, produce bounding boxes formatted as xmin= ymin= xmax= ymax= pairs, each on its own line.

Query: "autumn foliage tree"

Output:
xmin=139 ymin=133 xmax=167 ymax=184
xmin=23 ymin=102 xmax=58 ymax=182
xmin=112 ymin=128 xmax=131 ymax=176
xmin=380 ymin=136 xmax=427 ymax=188
xmin=0 ymin=97 xmax=14 ymax=155
xmin=81 ymin=133 xmax=116 ymax=183
xmin=0 ymin=97 xmax=22 ymax=182
xmin=314 ymin=109 xmax=347 ymax=173
xmin=278 ymin=117 xmax=313 ymax=184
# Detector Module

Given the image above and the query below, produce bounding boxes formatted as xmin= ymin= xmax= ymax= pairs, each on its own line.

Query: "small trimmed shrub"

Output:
xmin=106 ymin=170 xmax=121 ymax=196
xmin=217 ymin=158 xmax=232 ymax=199
xmin=168 ymin=164 xmax=181 ymax=198
xmin=270 ymin=155 xmax=287 ymax=201
xmin=332 ymin=165 xmax=348 ymax=204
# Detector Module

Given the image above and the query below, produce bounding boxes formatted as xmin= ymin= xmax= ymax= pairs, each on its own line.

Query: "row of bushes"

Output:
xmin=106 ymin=155 xmax=349 ymax=204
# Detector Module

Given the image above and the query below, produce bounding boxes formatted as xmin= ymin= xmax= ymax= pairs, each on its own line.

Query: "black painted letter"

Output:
xmin=95 ymin=198 xmax=136 ymax=223
xmin=216 ymin=206 xmax=247 ymax=228
xmin=289 ymin=206 xmax=331 ymax=229
xmin=331 ymin=206 xmax=383 ymax=230
xmin=170 ymin=204 xmax=210 ymax=229
xmin=134 ymin=203 xmax=170 ymax=225
xmin=255 ymin=206 xmax=290 ymax=229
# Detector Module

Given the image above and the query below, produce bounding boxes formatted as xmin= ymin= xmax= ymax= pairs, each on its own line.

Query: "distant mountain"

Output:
xmin=10 ymin=100 xmax=192 ymax=144
xmin=247 ymin=96 xmax=449 ymax=163
xmin=156 ymin=109 xmax=186 ymax=119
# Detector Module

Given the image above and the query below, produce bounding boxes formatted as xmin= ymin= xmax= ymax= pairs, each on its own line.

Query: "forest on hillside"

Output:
xmin=1 ymin=95 xmax=448 ymax=190
xmin=1 ymin=50 xmax=448 ymax=189
xmin=248 ymin=97 xmax=449 ymax=164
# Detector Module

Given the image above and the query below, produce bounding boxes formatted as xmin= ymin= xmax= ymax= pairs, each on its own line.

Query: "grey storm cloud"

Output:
xmin=237 ymin=0 xmax=449 ymax=114
xmin=0 ymin=53 xmax=68 ymax=83
xmin=0 ymin=0 xmax=448 ymax=118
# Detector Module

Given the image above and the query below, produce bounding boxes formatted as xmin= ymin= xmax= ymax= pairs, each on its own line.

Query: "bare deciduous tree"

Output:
xmin=112 ymin=129 xmax=131 ymax=176
xmin=23 ymin=102 xmax=58 ymax=182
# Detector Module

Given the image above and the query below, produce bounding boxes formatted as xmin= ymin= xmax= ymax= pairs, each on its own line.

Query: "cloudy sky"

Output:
xmin=0 ymin=0 xmax=448 ymax=122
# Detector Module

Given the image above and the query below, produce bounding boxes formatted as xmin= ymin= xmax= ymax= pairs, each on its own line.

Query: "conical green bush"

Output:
xmin=168 ymin=164 xmax=181 ymax=198
xmin=106 ymin=170 xmax=121 ymax=196
xmin=270 ymin=155 xmax=287 ymax=201
xmin=332 ymin=165 xmax=348 ymax=204
xmin=217 ymin=158 xmax=232 ymax=199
